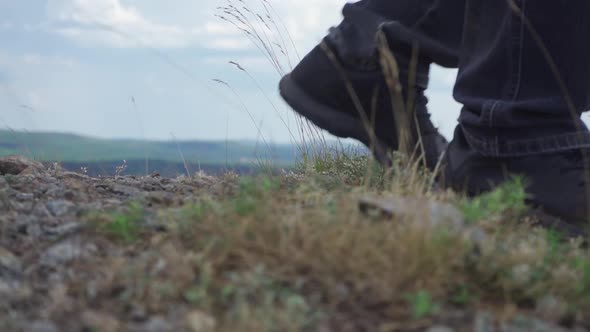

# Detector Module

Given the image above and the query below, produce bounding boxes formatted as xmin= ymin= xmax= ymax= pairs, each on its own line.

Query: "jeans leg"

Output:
xmin=354 ymin=0 xmax=466 ymax=69
xmin=455 ymin=0 xmax=590 ymax=156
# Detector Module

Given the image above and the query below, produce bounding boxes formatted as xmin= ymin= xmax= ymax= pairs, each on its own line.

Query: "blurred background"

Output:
xmin=0 ymin=0 xmax=462 ymax=176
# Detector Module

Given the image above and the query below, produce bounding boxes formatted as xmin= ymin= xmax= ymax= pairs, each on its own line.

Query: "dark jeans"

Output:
xmin=352 ymin=0 xmax=590 ymax=157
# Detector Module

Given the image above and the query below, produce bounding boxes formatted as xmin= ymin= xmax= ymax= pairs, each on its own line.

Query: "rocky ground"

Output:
xmin=1 ymin=156 xmax=229 ymax=332
xmin=1 ymin=155 xmax=589 ymax=332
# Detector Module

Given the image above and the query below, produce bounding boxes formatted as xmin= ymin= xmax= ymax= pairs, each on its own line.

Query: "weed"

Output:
xmin=405 ymin=290 xmax=440 ymax=319
xmin=452 ymin=285 xmax=476 ymax=306
xmin=232 ymin=176 xmax=279 ymax=216
xmin=102 ymin=202 xmax=144 ymax=243
xmin=461 ymin=176 xmax=528 ymax=223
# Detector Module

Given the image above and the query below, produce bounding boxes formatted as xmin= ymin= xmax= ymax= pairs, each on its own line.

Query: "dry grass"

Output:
xmin=75 ymin=157 xmax=590 ymax=331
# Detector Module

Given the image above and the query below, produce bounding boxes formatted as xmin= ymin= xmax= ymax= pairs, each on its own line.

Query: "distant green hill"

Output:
xmin=0 ymin=130 xmax=298 ymax=165
xmin=0 ymin=130 xmax=304 ymax=176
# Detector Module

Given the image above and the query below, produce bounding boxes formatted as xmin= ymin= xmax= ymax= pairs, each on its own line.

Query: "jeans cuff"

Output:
xmin=462 ymin=126 xmax=590 ymax=157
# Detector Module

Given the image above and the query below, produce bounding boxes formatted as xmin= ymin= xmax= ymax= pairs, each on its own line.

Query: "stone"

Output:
xmin=46 ymin=199 xmax=76 ymax=217
xmin=474 ymin=312 xmax=495 ymax=332
xmin=28 ymin=320 xmax=59 ymax=332
xmin=0 ymin=246 xmax=21 ymax=273
xmin=359 ymin=195 xmax=465 ymax=230
xmin=43 ymin=221 xmax=84 ymax=238
xmin=32 ymin=202 xmax=52 ymax=218
xmin=15 ymin=192 xmax=34 ymax=201
xmin=81 ymin=310 xmax=121 ymax=332
xmin=185 ymin=311 xmax=216 ymax=332
xmin=132 ymin=316 xmax=173 ymax=332
xmin=111 ymin=184 xmax=141 ymax=197
xmin=147 ymin=191 xmax=175 ymax=206
xmin=427 ymin=326 xmax=455 ymax=332
xmin=40 ymin=240 xmax=85 ymax=266
xmin=0 ymin=246 xmax=29 ymax=301
xmin=501 ymin=316 xmax=570 ymax=332
xmin=60 ymin=171 xmax=90 ymax=180
xmin=0 ymin=155 xmax=44 ymax=175
xmin=535 ymin=295 xmax=569 ymax=323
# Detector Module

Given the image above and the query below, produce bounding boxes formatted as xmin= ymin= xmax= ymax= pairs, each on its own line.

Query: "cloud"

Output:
xmin=43 ymin=0 xmax=346 ymax=52
xmin=46 ymin=0 xmax=202 ymax=48
xmin=0 ymin=22 xmax=14 ymax=30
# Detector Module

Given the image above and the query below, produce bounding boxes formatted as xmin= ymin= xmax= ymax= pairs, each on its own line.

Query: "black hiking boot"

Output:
xmin=279 ymin=5 xmax=447 ymax=169
xmin=443 ymin=127 xmax=590 ymax=238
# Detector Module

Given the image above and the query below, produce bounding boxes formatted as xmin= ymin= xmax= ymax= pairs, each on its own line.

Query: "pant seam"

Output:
xmin=412 ymin=0 xmax=441 ymax=29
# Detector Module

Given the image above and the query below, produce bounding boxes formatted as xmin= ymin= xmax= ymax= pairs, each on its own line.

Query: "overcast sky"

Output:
xmin=0 ymin=0 xmax=462 ymax=143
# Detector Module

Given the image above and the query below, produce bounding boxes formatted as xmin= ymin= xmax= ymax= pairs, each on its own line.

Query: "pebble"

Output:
xmin=536 ymin=295 xmax=569 ymax=323
xmin=0 ymin=246 xmax=21 ymax=273
xmin=46 ymin=199 xmax=76 ymax=217
xmin=474 ymin=312 xmax=495 ymax=332
xmin=15 ymin=192 xmax=34 ymax=201
xmin=27 ymin=320 xmax=60 ymax=332
xmin=40 ymin=240 xmax=86 ymax=266
xmin=131 ymin=316 xmax=173 ymax=332
xmin=185 ymin=311 xmax=216 ymax=332
xmin=81 ymin=310 xmax=121 ymax=332
xmin=0 ymin=246 xmax=27 ymax=301
xmin=359 ymin=195 xmax=465 ymax=230
xmin=427 ymin=326 xmax=455 ymax=332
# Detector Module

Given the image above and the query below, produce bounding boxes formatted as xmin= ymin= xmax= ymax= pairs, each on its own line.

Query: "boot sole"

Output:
xmin=279 ymin=74 xmax=392 ymax=165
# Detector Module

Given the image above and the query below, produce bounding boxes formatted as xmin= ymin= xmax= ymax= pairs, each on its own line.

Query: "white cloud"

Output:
xmin=46 ymin=0 xmax=202 ymax=48
xmin=43 ymin=0 xmax=345 ymax=52
xmin=0 ymin=22 xmax=14 ymax=30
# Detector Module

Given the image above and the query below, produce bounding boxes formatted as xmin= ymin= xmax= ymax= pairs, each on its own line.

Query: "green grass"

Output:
xmin=461 ymin=176 xmax=529 ymax=223
xmin=72 ymin=155 xmax=590 ymax=331
xmin=90 ymin=202 xmax=145 ymax=243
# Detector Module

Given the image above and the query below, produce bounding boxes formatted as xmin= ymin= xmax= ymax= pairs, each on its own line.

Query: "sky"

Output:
xmin=0 ymin=0 xmax=462 ymax=143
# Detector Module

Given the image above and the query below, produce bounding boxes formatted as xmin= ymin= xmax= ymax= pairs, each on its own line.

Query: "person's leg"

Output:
xmin=454 ymin=0 xmax=590 ymax=154
xmin=279 ymin=0 xmax=465 ymax=169
xmin=444 ymin=0 xmax=590 ymax=226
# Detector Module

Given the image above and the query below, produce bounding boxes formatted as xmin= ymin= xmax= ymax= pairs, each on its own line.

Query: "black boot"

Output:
xmin=279 ymin=4 xmax=447 ymax=169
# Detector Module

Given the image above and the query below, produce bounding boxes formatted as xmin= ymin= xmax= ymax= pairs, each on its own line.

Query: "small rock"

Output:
xmin=130 ymin=304 xmax=148 ymax=322
xmin=103 ymin=198 xmax=123 ymax=207
xmin=0 ymin=246 xmax=21 ymax=273
xmin=28 ymin=320 xmax=59 ymax=332
xmin=427 ymin=326 xmax=455 ymax=332
xmin=474 ymin=312 xmax=495 ymax=332
xmin=44 ymin=221 xmax=83 ymax=237
xmin=0 ymin=155 xmax=44 ymax=175
xmin=46 ymin=200 xmax=76 ymax=217
xmin=0 ymin=246 xmax=29 ymax=301
xmin=11 ymin=200 xmax=33 ymax=212
xmin=112 ymin=184 xmax=141 ymax=197
xmin=60 ymin=171 xmax=90 ymax=180
xmin=535 ymin=295 xmax=568 ymax=323
xmin=82 ymin=310 xmax=121 ymax=332
xmin=45 ymin=186 xmax=66 ymax=199
xmin=32 ymin=202 xmax=52 ymax=218
xmin=501 ymin=316 xmax=570 ymax=332
xmin=185 ymin=311 xmax=216 ymax=332
xmin=41 ymin=240 xmax=85 ymax=266
xmin=132 ymin=316 xmax=173 ymax=332
xmin=359 ymin=195 xmax=465 ymax=230
xmin=16 ymin=192 xmax=34 ymax=201
xmin=147 ymin=191 xmax=175 ymax=206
